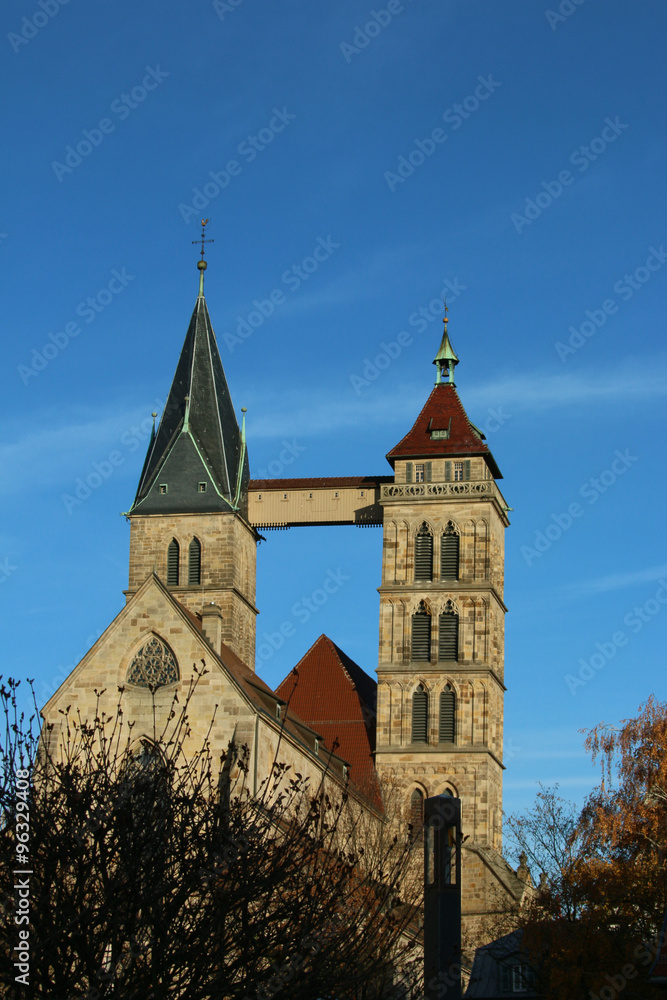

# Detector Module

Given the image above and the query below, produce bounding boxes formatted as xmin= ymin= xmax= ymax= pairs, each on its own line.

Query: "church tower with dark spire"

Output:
xmin=374 ymin=314 xmax=510 ymax=863
xmin=126 ymin=240 xmax=258 ymax=667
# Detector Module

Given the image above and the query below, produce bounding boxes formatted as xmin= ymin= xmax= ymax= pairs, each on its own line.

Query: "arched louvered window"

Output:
xmin=411 ymin=601 xmax=431 ymax=662
xmin=439 ymin=685 xmax=456 ymax=743
xmin=438 ymin=601 xmax=459 ymax=661
xmin=412 ymin=685 xmax=428 ymax=743
xmin=414 ymin=523 xmax=433 ymax=581
xmin=410 ymin=787 xmax=424 ymax=840
xmin=167 ymin=539 xmax=179 ymax=585
xmin=188 ymin=537 xmax=201 ymax=585
xmin=441 ymin=522 xmax=460 ymax=581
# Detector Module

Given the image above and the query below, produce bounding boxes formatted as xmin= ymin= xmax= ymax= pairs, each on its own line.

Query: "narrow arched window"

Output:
xmin=412 ymin=685 xmax=428 ymax=743
xmin=411 ymin=601 xmax=431 ymax=661
xmin=441 ymin=522 xmax=460 ymax=581
xmin=188 ymin=537 xmax=201 ymax=585
xmin=439 ymin=685 xmax=456 ymax=743
xmin=414 ymin=523 xmax=433 ymax=581
xmin=438 ymin=601 xmax=459 ymax=661
xmin=410 ymin=787 xmax=424 ymax=840
xmin=167 ymin=539 xmax=179 ymax=585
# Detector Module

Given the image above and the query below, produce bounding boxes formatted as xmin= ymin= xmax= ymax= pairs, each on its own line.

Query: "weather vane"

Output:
xmin=193 ymin=218 xmax=214 ymax=262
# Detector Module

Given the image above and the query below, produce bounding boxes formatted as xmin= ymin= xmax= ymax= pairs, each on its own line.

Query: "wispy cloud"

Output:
xmin=462 ymin=363 xmax=667 ymax=414
xmin=0 ymin=404 xmax=156 ymax=496
xmin=246 ymin=358 xmax=667 ymax=439
xmin=563 ymin=563 xmax=667 ymax=599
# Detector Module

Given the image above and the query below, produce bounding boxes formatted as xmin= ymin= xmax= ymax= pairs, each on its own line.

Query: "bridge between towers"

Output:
xmin=247 ymin=477 xmax=392 ymax=529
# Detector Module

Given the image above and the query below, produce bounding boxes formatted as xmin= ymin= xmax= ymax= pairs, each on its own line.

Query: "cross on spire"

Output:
xmin=193 ymin=218 xmax=214 ymax=262
xmin=192 ymin=219 xmax=214 ymax=296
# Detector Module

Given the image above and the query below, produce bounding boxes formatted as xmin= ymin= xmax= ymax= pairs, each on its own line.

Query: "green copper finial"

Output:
xmin=433 ymin=302 xmax=459 ymax=386
xmin=192 ymin=218 xmax=214 ymax=297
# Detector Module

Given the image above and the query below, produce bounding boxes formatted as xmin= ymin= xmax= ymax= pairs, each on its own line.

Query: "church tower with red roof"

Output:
xmin=375 ymin=313 xmax=510 ymax=863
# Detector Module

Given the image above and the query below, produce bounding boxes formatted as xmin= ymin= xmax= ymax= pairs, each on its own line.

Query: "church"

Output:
xmin=42 ymin=245 xmax=531 ymax=946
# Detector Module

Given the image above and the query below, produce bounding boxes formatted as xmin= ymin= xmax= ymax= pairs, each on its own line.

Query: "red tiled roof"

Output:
xmin=172 ymin=596 xmax=338 ymax=762
xmin=276 ymin=635 xmax=383 ymax=812
xmin=249 ymin=476 xmax=391 ymax=491
xmin=386 ymin=383 xmax=502 ymax=478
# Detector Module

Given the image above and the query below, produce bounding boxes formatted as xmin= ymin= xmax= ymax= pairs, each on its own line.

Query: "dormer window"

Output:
xmin=429 ymin=417 xmax=451 ymax=441
xmin=159 ymin=484 xmax=168 ymax=494
xmin=198 ymin=482 xmax=207 ymax=493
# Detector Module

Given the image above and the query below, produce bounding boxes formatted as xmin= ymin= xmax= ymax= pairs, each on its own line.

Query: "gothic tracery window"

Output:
xmin=127 ymin=636 xmax=179 ymax=688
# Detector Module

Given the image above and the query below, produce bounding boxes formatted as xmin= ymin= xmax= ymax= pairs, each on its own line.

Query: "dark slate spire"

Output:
xmin=130 ymin=266 xmax=249 ymax=516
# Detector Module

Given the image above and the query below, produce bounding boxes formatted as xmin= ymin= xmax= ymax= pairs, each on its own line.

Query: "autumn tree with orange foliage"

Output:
xmin=513 ymin=697 xmax=667 ymax=1000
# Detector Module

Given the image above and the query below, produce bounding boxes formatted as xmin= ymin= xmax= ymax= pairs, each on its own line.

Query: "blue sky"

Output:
xmin=2 ymin=0 xmax=666 ymax=826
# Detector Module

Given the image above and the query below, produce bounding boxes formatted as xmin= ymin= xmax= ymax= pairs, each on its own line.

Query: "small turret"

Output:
xmin=433 ymin=306 xmax=459 ymax=386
